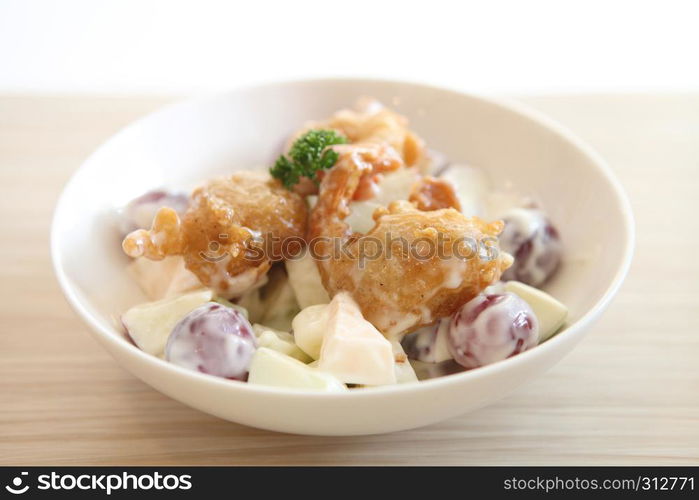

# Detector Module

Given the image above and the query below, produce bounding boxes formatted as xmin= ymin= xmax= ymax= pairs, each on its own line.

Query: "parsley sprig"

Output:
xmin=270 ymin=129 xmax=347 ymax=189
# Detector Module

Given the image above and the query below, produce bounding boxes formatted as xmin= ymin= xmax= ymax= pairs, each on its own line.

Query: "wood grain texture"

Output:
xmin=0 ymin=94 xmax=698 ymax=465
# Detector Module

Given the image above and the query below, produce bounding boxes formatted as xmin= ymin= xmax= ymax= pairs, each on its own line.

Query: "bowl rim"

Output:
xmin=51 ymin=77 xmax=635 ymax=400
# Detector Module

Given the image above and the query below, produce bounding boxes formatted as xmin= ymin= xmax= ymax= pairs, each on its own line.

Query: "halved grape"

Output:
xmin=448 ymin=293 xmax=539 ymax=369
xmin=118 ymin=190 xmax=189 ymax=235
xmin=165 ymin=302 xmax=256 ymax=380
xmin=499 ymin=208 xmax=562 ymax=287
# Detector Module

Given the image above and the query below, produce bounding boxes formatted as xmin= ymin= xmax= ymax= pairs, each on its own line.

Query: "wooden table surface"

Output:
xmin=1 ymin=94 xmax=698 ymax=465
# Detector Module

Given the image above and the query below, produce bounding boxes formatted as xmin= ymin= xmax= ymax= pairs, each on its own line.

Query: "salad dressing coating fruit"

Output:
xmin=308 ymin=143 xmax=512 ymax=337
xmin=121 ymin=290 xmax=213 ymax=356
xmin=499 ymin=208 xmax=562 ymax=287
xmin=166 ymin=302 xmax=257 ymax=380
xmin=448 ymin=292 xmax=539 ymax=369
xmin=122 ymin=172 xmax=307 ymax=298
xmin=504 ymin=281 xmax=568 ymax=341
xmin=248 ymin=348 xmax=347 ymax=392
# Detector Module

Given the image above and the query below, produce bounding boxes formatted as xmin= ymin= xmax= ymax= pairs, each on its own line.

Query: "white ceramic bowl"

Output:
xmin=51 ymin=79 xmax=634 ymax=436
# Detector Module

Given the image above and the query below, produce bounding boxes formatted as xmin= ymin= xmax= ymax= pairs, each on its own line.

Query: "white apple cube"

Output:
xmin=285 ymin=249 xmax=331 ymax=309
xmin=248 ymin=348 xmax=347 ymax=392
xmin=252 ymin=324 xmax=312 ymax=363
xmin=317 ymin=292 xmax=396 ymax=386
xmin=505 ymin=280 xmax=568 ymax=341
xmin=291 ymin=303 xmax=329 ymax=360
xmin=121 ymin=289 xmax=213 ymax=356
xmin=127 ymin=256 xmax=202 ymax=301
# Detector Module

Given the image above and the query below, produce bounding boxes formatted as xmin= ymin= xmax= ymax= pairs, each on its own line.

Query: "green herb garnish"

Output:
xmin=270 ymin=129 xmax=347 ymax=189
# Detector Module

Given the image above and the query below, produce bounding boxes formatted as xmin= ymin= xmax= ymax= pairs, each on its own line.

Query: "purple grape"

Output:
xmin=165 ymin=302 xmax=256 ymax=380
xmin=448 ymin=293 xmax=538 ymax=369
xmin=499 ymin=208 xmax=562 ymax=287
xmin=118 ymin=190 xmax=189 ymax=235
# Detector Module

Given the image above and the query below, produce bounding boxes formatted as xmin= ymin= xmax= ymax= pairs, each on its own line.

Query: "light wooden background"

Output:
xmin=1 ymin=94 xmax=697 ymax=465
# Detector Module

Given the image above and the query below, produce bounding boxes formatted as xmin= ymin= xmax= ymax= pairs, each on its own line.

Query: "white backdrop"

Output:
xmin=1 ymin=0 xmax=697 ymax=95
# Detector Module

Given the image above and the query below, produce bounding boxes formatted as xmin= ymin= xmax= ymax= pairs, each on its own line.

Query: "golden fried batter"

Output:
xmin=409 ymin=176 xmax=462 ymax=212
xmin=308 ymin=144 xmax=511 ymax=337
xmin=318 ymin=98 xmax=426 ymax=166
xmin=288 ymin=99 xmax=429 ymax=197
xmin=292 ymin=97 xmax=425 ymax=164
xmin=123 ymin=171 xmax=307 ymax=298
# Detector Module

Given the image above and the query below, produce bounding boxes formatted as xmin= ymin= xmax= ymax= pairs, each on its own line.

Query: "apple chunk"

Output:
xmin=292 ymin=293 xmax=399 ymax=385
xmin=252 ymin=324 xmax=312 ymax=363
xmin=362 ymin=342 xmax=418 ymax=387
xmin=317 ymin=292 xmax=396 ymax=386
xmin=504 ymin=281 xmax=568 ymax=341
xmin=127 ymin=256 xmax=202 ymax=301
xmin=285 ymin=248 xmax=330 ymax=309
xmin=291 ymin=304 xmax=329 ymax=360
xmin=248 ymin=348 xmax=347 ymax=391
xmin=121 ymin=290 xmax=213 ymax=356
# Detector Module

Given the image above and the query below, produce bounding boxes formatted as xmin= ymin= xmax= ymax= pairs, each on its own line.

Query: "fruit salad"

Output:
xmin=118 ymin=99 xmax=568 ymax=391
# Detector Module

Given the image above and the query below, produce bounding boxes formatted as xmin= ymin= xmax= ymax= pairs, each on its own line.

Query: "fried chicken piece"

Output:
xmin=308 ymin=144 xmax=512 ymax=338
xmin=317 ymin=98 xmax=426 ymax=167
xmin=289 ymin=99 xmax=427 ymax=196
xmin=409 ymin=176 xmax=462 ymax=212
xmin=123 ymin=171 xmax=307 ymax=298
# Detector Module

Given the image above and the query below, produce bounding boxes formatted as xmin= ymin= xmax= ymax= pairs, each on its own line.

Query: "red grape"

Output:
xmin=165 ymin=302 xmax=256 ymax=380
xmin=499 ymin=208 xmax=562 ymax=286
xmin=448 ymin=293 xmax=539 ymax=369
